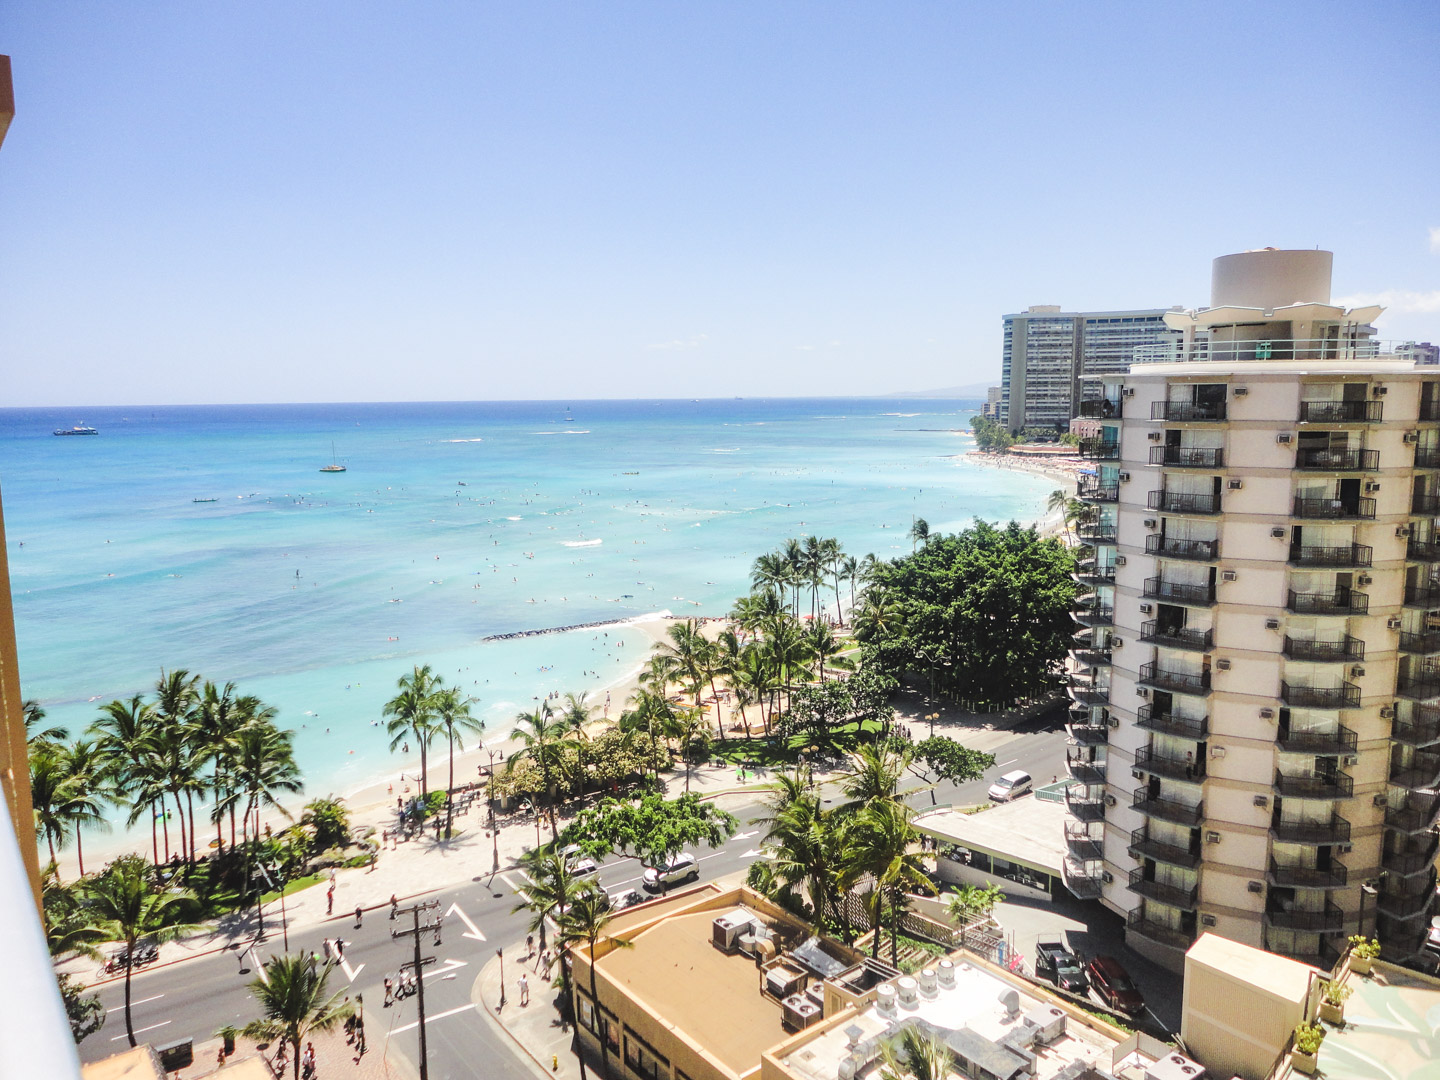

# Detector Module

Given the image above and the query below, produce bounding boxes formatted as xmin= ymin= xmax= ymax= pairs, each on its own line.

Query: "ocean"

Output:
xmin=0 ymin=398 xmax=1053 ymax=807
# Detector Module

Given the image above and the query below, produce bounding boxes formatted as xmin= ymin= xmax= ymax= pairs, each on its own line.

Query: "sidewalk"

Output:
xmin=474 ymin=946 xmax=579 ymax=1080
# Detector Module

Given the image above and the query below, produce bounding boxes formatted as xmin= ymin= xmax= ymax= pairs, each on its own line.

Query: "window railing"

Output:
xmin=1144 ymin=535 xmax=1218 ymax=560
xmin=1292 ymin=495 xmax=1377 ymax=519
xmin=1151 ymin=401 xmax=1228 ymax=422
xmin=1149 ymin=446 xmax=1224 ymax=468
xmin=1294 ymin=447 xmax=1379 ymax=471
xmin=1299 ymin=400 xmax=1384 ymax=422
xmin=1148 ymin=490 xmax=1221 ymax=515
xmin=1289 ymin=543 xmax=1372 ymax=567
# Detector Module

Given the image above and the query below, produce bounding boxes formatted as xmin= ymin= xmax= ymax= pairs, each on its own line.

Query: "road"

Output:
xmin=77 ymin=714 xmax=1071 ymax=1075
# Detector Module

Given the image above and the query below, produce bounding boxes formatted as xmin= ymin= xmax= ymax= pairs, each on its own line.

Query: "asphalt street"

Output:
xmin=77 ymin=715 xmax=1073 ymax=1077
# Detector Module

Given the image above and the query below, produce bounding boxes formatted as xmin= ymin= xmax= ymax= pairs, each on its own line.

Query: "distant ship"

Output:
xmin=53 ymin=424 xmax=97 ymax=436
xmin=320 ymin=442 xmax=346 ymax=473
xmin=192 ymin=498 xmax=218 ymax=503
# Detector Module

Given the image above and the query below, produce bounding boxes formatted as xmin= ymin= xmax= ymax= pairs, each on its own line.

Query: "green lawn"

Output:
xmin=260 ymin=872 xmax=325 ymax=904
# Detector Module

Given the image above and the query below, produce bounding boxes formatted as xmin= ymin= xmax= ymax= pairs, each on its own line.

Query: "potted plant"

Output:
xmin=216 ymin=1025 xmax=240 ymax=1057
xmin=1292 ymin=1022 xmax=1325 ymax=1075
xmin=1349 ymin=935 xmax=1381 ymax=975
xmin=1319 ymin=981 xmax=1351 ymax=1025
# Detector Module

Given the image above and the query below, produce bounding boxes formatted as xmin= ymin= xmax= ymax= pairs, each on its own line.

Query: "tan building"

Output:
xmin=1067 ymin=248 xmax=1440 ymax=972
xmin=570 ymin=883 xmax=1199 ymax=1080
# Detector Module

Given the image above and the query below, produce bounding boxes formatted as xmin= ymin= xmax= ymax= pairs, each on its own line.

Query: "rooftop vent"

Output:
xmin=1023 ymin=1005 xmax=1067 ymax=1046
xmin=877 ymin=983 xmax=897 ymax=1016
xmin=844 ymin=1024 xmax=864 ymax=1049
xmin=999 ymin=988 xmax=1021 ymax=1019
xmin=919 ymin=968 xmax=938 ymax=998
xmin=938 ymin=959 xmax=956 ymax=988
xmin=897 ymin=976 xmax=919 ymax=1009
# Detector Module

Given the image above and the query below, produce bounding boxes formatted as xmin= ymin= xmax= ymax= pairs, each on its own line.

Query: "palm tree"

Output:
xmin=384 ymin=664 xmax=441 ymax=800
xmin=513 ymin=849 xmax=582 ymax=953
xmin=759 ymin=793 xmax=846 ymax=931
xmin=879 ymin=1023 xmax=953 ymax=1080
xmin=837 ymin=554 xmax=859 ymax=624
xmin=30 ymin=750 xmax=74 ymax=873
xmin=57 ymin=741 xmax=111 ymax=877
xmin=510 ymin=704 xmax=569 ymax=841
xmin=84 ymin=855 xmax=196 ymax=1046
xmin=804 ymin=621 xmax=853 ymax=683
xmin=843 ymin=800 xmax=926 ymax=963
xmin=556 ymin=884 xmax=632 ymax=1080
xmin=243 ymin=953 xmax=352 ymax=1080
xmin=91 ymin=694 xmax=160 ymax=863
xmin=433 ymin=686 xmax=483 ymax=839
xmin=782 ymin=538 xmax=807 ymax=614
xmin=673 ymin=709 xmax=707 ymax=794
xmin=909 ymin=517 xmax=930 ymax=552
xmin=559 ymin=693 xmax=594 ymax=799
xmin=839 ymin=742 xmax=911 ymax=814
xmin=153 ymin=669 xmax=201 ymax=862
xmin=23 ymin=699 xmax=67 ymax=749
xmin=750 ymin=552 xmax=790 ymax=603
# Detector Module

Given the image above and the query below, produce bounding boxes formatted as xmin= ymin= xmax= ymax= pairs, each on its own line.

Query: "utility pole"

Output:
xmin=392 ymin=900 xmax=443 ymax=1080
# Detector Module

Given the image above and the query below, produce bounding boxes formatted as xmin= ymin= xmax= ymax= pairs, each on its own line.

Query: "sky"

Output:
xmin=2 ymin=2 xmax=1438 ymax=406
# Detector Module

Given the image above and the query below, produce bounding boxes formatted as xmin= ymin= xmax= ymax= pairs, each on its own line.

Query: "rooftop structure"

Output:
xmin=914 ymin=797 xmax=1069 ymax=902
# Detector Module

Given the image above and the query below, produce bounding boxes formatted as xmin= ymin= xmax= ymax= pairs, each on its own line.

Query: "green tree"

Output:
xmin=842 ymin=800 xmax=926 ymax=964
xmin=510 ymin=703 xmax=569 ymax=842
xmin=906 ymin=737 xmax=997 ymax=805
xmin=300 ymin=796 xmax=351 ymax=852
xmin=383 ymin=664 xmax=441 ymax=800
xmin=83 ymin=856 xmax=197 ymax=1046
xmin=908 ymin=517 xmax=930 ymax=552
xmin=559 ymin=692 xmax=594 ymax=798
xmin=562 ymin=793 xmax=737 ymax=878
xmin=23 ymin=699 xmax=67 ymax=750
xmin=513 ymin=849 xmax=583 ymax=954
xmin=879 ymin=1023 xmax=953 ymax=1080
xmin=56 ymin=972 xmax=105 ymax=1044
xmin=433 ymin=686 xmax=483 ymax=838
xmin=243 ymin=953 xmax=352 ymax=1080
xmin=839 ymin=742 xmax=910 ymax=814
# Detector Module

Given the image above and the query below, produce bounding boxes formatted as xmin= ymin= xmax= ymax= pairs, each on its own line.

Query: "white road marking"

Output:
xmin=108 ymin=994 xmax=163 ymax=1013
xmin=997 ymin=759 xmax=1017 ymax=767
xmin=392 ymin=1003 xmax=475 ymax=1033
xmin=111 ymin=1021 xmax=171 ymax=1041
xmin=742 ymin=849 xmax=765 ymax=858
xmin=340 ymin=958 xmax=365 ymax=982
xmin=446 ymin=902 xmax=487 ymax=941
xmin=252 ymin=951 xmax=270 ymax=985
xmin=732 ymin=830 xmax=759 ymax=841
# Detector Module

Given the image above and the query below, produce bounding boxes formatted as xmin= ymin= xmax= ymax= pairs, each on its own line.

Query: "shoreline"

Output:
xmin=961 ymin=449 xmax=1080 ymax=539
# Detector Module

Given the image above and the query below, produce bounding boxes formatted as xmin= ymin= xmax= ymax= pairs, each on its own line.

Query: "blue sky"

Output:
xmin=2 ymin=2 xmax=1437 ymax=405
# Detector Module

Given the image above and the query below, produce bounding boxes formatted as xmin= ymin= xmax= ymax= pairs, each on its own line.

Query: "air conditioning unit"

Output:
xmin=1253 ymin=795 xmax=1269 ymax=808
xmin=1365 ymin=482 xmax=1381 ymax=493
xmin=1277 ymin=433 xmax=1294 ymax=444
xmin=1115 ymin=555 xmax=1127 ymax=566
xmin=1108 ymin=717 xmax=1121 ymax=728
xmin=1375 ymin=385 xmax=1388 ymax=396
xmin=1222 ymin=570 xmax=1238 ymax=582
xmin=1147 ymin=431 xmax=1163 ymax=442
xmin=1228 ymin=478 xmax=1243 ymax=490
xmin=1343 ymin=754 xmax=1359 ymax=767
xmin=1216 ymin=658 xmax=1232 ymax=670
xmin=1405 ymin=431 xmax=1420 ymax=444
xmin=1139 ymin=602 xmax=1153 ymax=614
xmin=1271 ymin=526 xmax=1286 ymax=538
xmin=1136 ymin=687 xmax=1150 ymax=698
xmin=1357 ymin=574 xmax=1372 ymax=586
xmin=1247 ymin=881 xmax=1264 ymax=894
xmin=1381 ymin=704 xmax=1396 ymax=718
xmin=1144 ymin=518 xmax=1158 ymax=529
xmin=1118 ymin=471 xmax=1131 ymax=482
xmin=1374 ymin=793 xmax=1389 ymax=807
xmin=1112 ymin=638 xmax=1123 ymax=648
xmin=712 ymin=912 xmax=757 ymax=953
xmin=1265 ymin=617 xmax=1281 ymax=630
xmin=1260 ymin=707 xmax=1275 ymax=720
xmin=1336 ymin=843 xmax=1353 ymax=855
xmin=1211 ymin=745 xmax=1226 ymax=759
xmin=1101 ymin=870 xmax=1114 ymax=883
xmin=1398 ymin=525 xmax=1413 ymax=538
xmin=1387 ymin=617 xmax=1403 ymax=631
xmin=1132 ymin=770 xmax=1144 ymax=781
xmin=1200 ymin=913 xmax=1218 ymax=927
xmin=1206 ymin=831 xmax=1221 ymax=844
xmin=1123 ymin=387 xmax=1135 ymax=397
xmin=1351 ymin=665 xmax=1366 ymax=678
xmin=1234 ymin=388 xmax=1249 ymax=397
xmin=1105 ymin=794 xmax=1117 ymax=806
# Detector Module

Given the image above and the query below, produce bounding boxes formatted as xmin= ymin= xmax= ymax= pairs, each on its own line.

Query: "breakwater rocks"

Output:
xmin=480 ymin=613 xmax=671 ymax=643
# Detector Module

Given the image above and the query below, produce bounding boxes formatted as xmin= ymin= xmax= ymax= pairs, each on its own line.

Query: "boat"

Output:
xmin=320 ymin=442 xmax=346 ymax=473
xmin=53 ymin=424 xmax=97 ymax=436
xmin=192 ymin=498 xmax=218 ymax=504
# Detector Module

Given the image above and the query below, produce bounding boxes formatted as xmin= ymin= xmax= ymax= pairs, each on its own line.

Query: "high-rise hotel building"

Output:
xmin=1066 ymin=248 xmax=1440 ymax=972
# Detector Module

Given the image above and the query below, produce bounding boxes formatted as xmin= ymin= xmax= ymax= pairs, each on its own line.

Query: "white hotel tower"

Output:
xmin=1066 ymin=249 xmax=1440 ymax=972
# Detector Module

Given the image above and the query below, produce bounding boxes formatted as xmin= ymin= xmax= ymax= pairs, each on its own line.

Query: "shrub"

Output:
xmin=1294 ymin=1023 xmax=1325 ymax=1055
xmin=1348 ymin=935 xmax=1381 ymax=960
xmin=1322 ymin=981 xmax=1352 ymax=1006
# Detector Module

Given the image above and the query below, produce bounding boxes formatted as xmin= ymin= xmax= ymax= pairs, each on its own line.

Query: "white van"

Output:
xmin=987 ymin=770 xmax=1033 ymax=802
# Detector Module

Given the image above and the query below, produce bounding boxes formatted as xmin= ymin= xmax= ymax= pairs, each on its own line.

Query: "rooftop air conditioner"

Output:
xmin=1271 ymin=526 xmax=1286 ymax=538
xmin=1201 ymin=914 xmax=1218 ymax=927
xmin=1228 ymin=478 xmax=1243 ymax=490
xmin=1265 ymin=618 xmax=1281 ymax=630
xmin=1277 ymin=433 xmax=1294 ymax=445
xmin=712 ymin=912 xmax=756 ymax=953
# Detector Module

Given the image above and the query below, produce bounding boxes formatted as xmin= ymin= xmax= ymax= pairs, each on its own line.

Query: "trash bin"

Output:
xmin=157 ymin=1038 xmax=194 ymax=1071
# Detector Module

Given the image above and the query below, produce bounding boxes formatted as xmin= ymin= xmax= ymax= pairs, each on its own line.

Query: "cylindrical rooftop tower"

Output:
xmin=1210 ymin=248 xmax=1333 ymax=309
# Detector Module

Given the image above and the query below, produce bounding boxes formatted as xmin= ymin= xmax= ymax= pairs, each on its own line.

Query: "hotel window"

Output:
xmin=623 ymin=1027 xmax=669 ymax=1080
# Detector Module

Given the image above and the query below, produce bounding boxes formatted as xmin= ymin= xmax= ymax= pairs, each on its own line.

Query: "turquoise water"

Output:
xmin=0 ymin=399 xmax=1051 ymax=800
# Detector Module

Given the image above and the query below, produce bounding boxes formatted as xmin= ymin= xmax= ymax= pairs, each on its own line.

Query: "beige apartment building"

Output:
xmin=1066 ymin=248 xmax=1440 ymax=973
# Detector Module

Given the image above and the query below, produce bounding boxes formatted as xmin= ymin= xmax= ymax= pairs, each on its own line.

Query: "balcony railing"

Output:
xmin=1067 ymin=712 xmax=1109 ymax=745
xmin=1132 ymin=789 xmax=1204 ymax=826
xmin=1400 ymin=631 xmax=1440 ymax=655
xmin=1142 ymin=578 xmax=1216 ymax=606
xmin=1151 ymin=401 xmax=1228 ymax=422
xmin=1075 ymin=563 xmax=1117 ymax=587
xmin=1148 ymin=490 xmax=1221 ymax=515
xmin=1182 ymin=337 xmax=1401 ymax=365
xmin=1384 ymin=792 xmax=1440 ymax=834
xmin=1265 ymin=901 xmax=1346 ymax=933
xmin=1396 ymin=674 xmax=1440 ymax=702
xmin=1071 ymin=599 xmax=1114 ymax=626
xmin=1140 ymin=621 xmax=1213 ymax=652
xmin=1299 ymin=400 xmax=1384 ymax=423
xmin=1404 ymin=582 xmax=1440 ymax=607
xmin=1282 ymin=635 xmax=1365 ymax=662
xmin=1295 ymin=447 xmax=1380 ymax=471
xmin=1078 ymin=438 xmax=1121 ymax=460
xmin=1066 ymin=750 xmax=1107 ymax=785
xmin=1276 ymin=724 xmax=1357 ymax=754
xmin=1271 ymin=814 xmax=1351 ymax=845
xmin=1383 ymin=833 xmax=1440 ymax=877
xmin=1289 ymin=543 xmax=1373 ymax=567
xmin=1128 ymin=827 xmax=1200 ymax=869
xmin=1287 ymin=588 xmax=1368 ymax=615
xmin=1134 ymin=745 xmax=1206 ymax=783
xmin=1127 ymin=867 xmax=1199 ymax=910
xmin=1068 ymin=680 xmax=1110 ymax=708
xmin=1073 ymin=649 xmax=1113 ymax=671
xmin=1422 ymin=400 xmax=1440 ymax=422
xmin=1414 ymin=494 xmax=1440 ymax=516
xmin=1292 ymin=496 xmax=1377 ymax=519
xmin=1126 ymin=908 xmax=1197 ymax=951
xmin=1076 ymin=522 xmax=1117 ymax=544
xmin=1273 ymin=769 xmax=1354 ymax=799
xmin=1416 ymin=446 xmax=1440 ymax=469
xmin=1062 ymin=858 xmax=1105 ymax=900
xmin=1268 ymin=857 xmax=1348 ymax=889
xmin=1391 ymin=712 xmax=1440 ymax=747
xmin=1135 ymin=706 xmax=1208 ymax=740
xmin=1390 ymin=749 xmax=1440 ymax=789
xmin=1280 ymin=680 xmax=1360 ymax=709
xmin=1407 ymin=538 xmax=1440 ymax=562
xmin=1145 ymin=535 xmax=1219 ymax=561
xmin=1065 ymin=787 xmax=1108 ymax=822
xmin=1064 ymin=821 xmax=1104 ymax=861
xmin=1139 ymin=662 xmax=1212 ymax=696
xmin=1078 ymin=399 xmax=1122 ymax=420
xmin=1377 ymin=884 xmax=1437 ymax=922
xmin=1149 ymin=446 xmax=1225 ymax=468
xmin=1077 ymin=477 xmax=1119 ymax=502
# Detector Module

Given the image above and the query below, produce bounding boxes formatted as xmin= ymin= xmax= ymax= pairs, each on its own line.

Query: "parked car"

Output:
xmin=1085 ymin=954 xmax=1145 ymax=1015
xmin=987 ymin=770 xmax=1033 ymax=802
xmin=643 ymin=852 xmax=699 ymax=890
xmin=1034 ymin=941 xmax=1090 ymax=995
xmin=570 ymin=856 xmax=600 ymax=880
xmin=609 ymin=888 xmax=646 ymax=911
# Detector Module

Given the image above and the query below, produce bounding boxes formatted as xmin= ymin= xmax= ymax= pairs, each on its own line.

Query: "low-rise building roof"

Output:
xmin=913 ymin=798 xmax=1068 ymax=878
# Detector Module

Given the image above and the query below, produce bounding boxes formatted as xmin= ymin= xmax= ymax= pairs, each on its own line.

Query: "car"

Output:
xmin=987 ymin=770 xmax=1033 ymax=802
xmin=1085 ymin=954 xmax=1145 ymax=1015
xmin=1034 ymin=941 xmax=1090 ymax=995
xmin=608 ymin=887 xmax=646 ymax=911
xmin=569 ymin=856 xmax=600 ymax=880
xmin=642 ymin=852 xmax=699 ymax=890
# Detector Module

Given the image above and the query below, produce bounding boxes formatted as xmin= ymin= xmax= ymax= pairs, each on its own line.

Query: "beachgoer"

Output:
xmin=334 ymin=938 xmax=345 ymax=961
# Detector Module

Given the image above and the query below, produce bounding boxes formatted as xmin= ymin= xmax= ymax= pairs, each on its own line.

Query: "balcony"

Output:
xmin=1299 ymin=400 xmax=1384 ymax=423
xmin=1127 ymin=867 xmax=1199 ymax=910
xmin=1292 ymin=496 xmax=1377 ymax=520
xmin=1132 ymin=789 xmax=1204 ymax=826
xmin=1151 ymin=401 xmax=1227 ymax=422
xmin=1128 ymin=827 xmax=1200 ymax=869
xmin=1134 ymin=745 xmax=1206 ymax=783
xmin=1067 ymin=678 xmax=1110 ymax=708
xmin=1271 ymin=814 xmax=1351 ymax=846
xmin=1062 ymin=858 xmax=1105 ymax=900
xmin=1078 ymin=438 xmax=1121 ymax=461
xmin=1415 ymin=494 xmax=1440 ymax=516
xmin=1408 ymin=538 xmax=1440 ymax=562
xmin=1423 ymin=400 xmax=1440 ymax=423
xmin=1149 ymin=446 xmax=1225 ymax=468
xmin=1268 ymin=857 xmax=1348 ymax=889
xmin=1264 ymin=901 xmax=1346 ymax=933
xmin=1067 ymin=717 xmax=1109 ymax=746
xmin=1282 ymin=635 xmax=1365 ymax=662
xmin=1144 ymin=535 xmax=1219 ymax=561
xmin=1383 ymin=833 xmax=1440 ymax=878
xmin=1396 ymin=674 xmax=1440 ymax=702
xmin=1066 ymin=750 xmax=1107 ymax=785
xmin=1065 ymin=787 xmax=1108 ymax=822
xmin=1072 ymin=600 xmax=1114 ymax=628
xmin=1416 ymin=446 xmax=1440 ymax=469
xmin=1280 ymin=680 xmax=1360 ymax=709
xmin=1135 ymin=706 xmax=1208 ymax=740
xmin=1148 ymin=490 xmax=1221 ymax=515
xmin=1139 ymin=662 xmax=1212 ymax=696
xmin=1289 ymin=542 xmax=1373 ymax=567
xmin=1276 ymin=723 xmax=1357 ymax=754
xmin=1075 ymin=564 xmax=1117 ymax=588
xmin=1077 ymin=476 xmax=1119 ymax=502
xmin=1377 ymin=883 xmax=1437 ymax=922
xmin=1076 ymin=521 xmax=1117 ymax=545
xmin=1079 ymin=399 xmax=1122 ymax=420
xmin=1390 ymin=749 xmax=1440 ymax=789
xmin=1273 ymin=769 xmax=1354 ymax=799
xmin=1064 ymin=821 xmax=1104 ymax=861
xmin=1126 ymin=908 xmax=1197 ymax=951
xmin=1391 ymin=709 xmax=1440 ymax=748
xmin=1073 ymin=649 xmax=1113 ymax=672
xmin=1142 ymin=577 xmax=1216 ymax=607
xmin=1404 ymin=582 xmax=1440 ymax=607
xmin=1400 ymin=630 xmax=1440 ymax=655
xmin=1140 ymin=621 xmax=1213 ymax=652
xmin=1287 ymin=588 xmax=1369 ymax=615
xmin=1384 ymin=792 xmax=1440 ymax=834
xmin=1294 ymin=447 xmax=1380 ymax=471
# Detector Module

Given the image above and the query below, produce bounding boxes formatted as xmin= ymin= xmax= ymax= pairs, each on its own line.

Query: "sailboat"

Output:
xmin=320 ymin=442 xmax=346 ymax=473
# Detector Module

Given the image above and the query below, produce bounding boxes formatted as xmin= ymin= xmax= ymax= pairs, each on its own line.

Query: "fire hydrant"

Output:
xmin=552 ymin=1056 xmax=559 ymax=1072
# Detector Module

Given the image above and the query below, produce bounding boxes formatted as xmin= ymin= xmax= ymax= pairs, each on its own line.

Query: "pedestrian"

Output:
xmin=526 ymin=933 xmax=534 ymax=958
xmin=384 ymin=978 xmax=393 ymax=1006
xmin=390 ymin=894 xmax=399 ymax=920
xmin=322 ymin=938 xmax=332 ymax=960
xmin=334 ymin=938 xmax=345 ymax=961
xmin=519 ymin=973 xmax=529 ymax=1006
xmin=326 ymin=885 xmax=335 ymax=915
xmin=355 ymin=905 xmax=363 ymax=928
xmin=370 ymin=849 xmax=378 ymax=871
xmin=382 ymin=829 xmax=388 ymax=848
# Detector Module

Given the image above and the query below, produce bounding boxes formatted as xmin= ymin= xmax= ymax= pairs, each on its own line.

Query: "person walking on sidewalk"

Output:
xmin=519 ymin=973 xmax=529 ymax=1006
xmin=326 ymin=885 xmax=335 ymax=915
xmin=354 ymin=905 xmax=363 ymax=928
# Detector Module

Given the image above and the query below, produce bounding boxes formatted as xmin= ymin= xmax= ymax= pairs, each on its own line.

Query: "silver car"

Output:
xmin=642 ymin=852 xmax=699 ymax=890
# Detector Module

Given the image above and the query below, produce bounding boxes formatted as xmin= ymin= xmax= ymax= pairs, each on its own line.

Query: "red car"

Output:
xmin=1085 ymin=954 xmax=1145 ymax=1015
